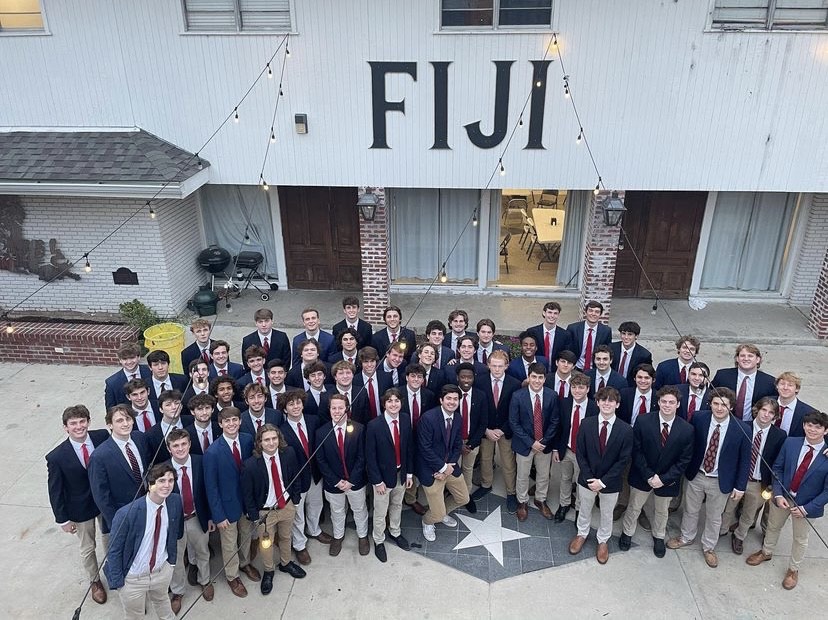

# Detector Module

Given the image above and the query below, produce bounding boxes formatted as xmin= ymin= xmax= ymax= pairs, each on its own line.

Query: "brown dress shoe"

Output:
xmin=516 ymin=502 xmax=529 ymax=522
xmin=294 ymin=547 xmax=312 ymax=565
xmin=329 ymin=537 xmax=343 ymax=556
xmin=170 ymin=593 xmax=183 ymax=614
xmin=596 ymin=542 xmax=609 ymax=564
xmin=358 ymin=536 xmax=370 ymax=556
xmin=227 ymin=577 xmax=248 ymax=598
xmin=746 ymin=550 xmax=772 ymax=566
xmin=782 ymin=569 xmax=798 ymax=590
xmin=534 ymin=500 xmax=553 ymax=520
xmin=569 ymin=535 xmax=586 ymax=555
xmin=313 ymin=531 xmax=334 ymax=544
xmin=406 ymin=501 xmax=427 ymax=516
xmin=201 ymin=583 xmax=214 ymax=602
xmin=239 ymin=564 xmax=261 ymax=582
xmin=731 ymin=534 xmax=743 ymax=555
xmin=703 ymin=550 xmax=718 ymax=568
xmin=666 ymin=537 xmax=694 ymax=550
xmin=90 ymin=580 xmax=107 ymax=604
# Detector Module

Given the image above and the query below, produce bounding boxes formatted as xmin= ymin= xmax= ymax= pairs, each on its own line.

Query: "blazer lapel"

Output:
xmin=800 ymin=443 xmax=827 ymax=486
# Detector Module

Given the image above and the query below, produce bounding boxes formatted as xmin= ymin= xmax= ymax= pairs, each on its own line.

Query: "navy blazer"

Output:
xmin=475 ymin=373 xmax=521 ymax=437
xmin=587 ymin=369 xmax=628 ymax=399
xmin=475 ymin=342 xmax=512 ymax=364
xmin=507 ymin=356 xmax=550 ymax=383
xmin=315 ymin=421 xmax=366 ymax=492
xmin=181 ymin=341 xmax=213 ymax=375
xmin=332 ymin=318 xmax=374 ymax=349
xmin=285 ymin=361 xmax=332 ymax=390
xmin=411 ymin=345 xmax=456 ymax=371
xmin=104 ymin=365 xmax=152 ymax=409
xmin=443 ymin=360 xmax=489 ymax=384
xmin=377 ymin=360 xmax=409 ymax=388
xmin=239 ymin=408 xmax=284 ymax=437
xmin=508 ymin=387 xmax=560 ymax=456
xmin=292 ymin=330 xmax=335 ymax=367
xmin=241 ymin=449 xmax=302 ymax=523
xmin=144 ymin=416 xmax=195 ymax=465
xmin=208 ymin=362 xmax=244 ymax=381
xmin=398 ymin=385 xmax=437 ymax=427
xmin=147 ymin=373 xmax=189 ymax=410
xmin=88 ymin=432 xmax=150 ymax=533
xmin=181 ymin=385 xmax=210 ymax=411
xmin=203 ymin=432 xmax=254 ymax=524
xmin=565 ymin=321 xmax=612 ymax=368
xmin=338 ymin=386 xmax=372 ymax=426
xmin=46 ymin=429 xmax=110 ymax=524
xmin=423 ymin=366 xmax=448 ymax=394
xmin=105 ymin=493 xmax=183 ymax=590
xmin=629 ymin=414 xmax=694 ymax=497
xmin=785 ymin=399 xmax=817 ymax=438
xmin=185 ymin=421 xmax=222 ymax=456
xmin=365 ymin=414 xmax=415 ymax=488
xmin=772 ymin=437 xmax=828 ymax=518
xmin=686 ymin=412 xmax=751 ymax=494
xmin=576 ymin=416 xmax=633 ymax=493
xmin=280 ymin=414 xmax=322 ymax=491
xmin=242 ymin=329 xmax=292 ymax=370
xmin=167 ymin=455 xmax=211 ymax=533
xmin=618 ymin=387 xmax=659 ymax=425
xmin=237 ymin=372 xmax=270 ymax=391
xmin=711 ymin=368 xmax=778 ymax=419
xmin=526 ymin=324 xmax=572 ymax=371
xmin=654 ymin=359 xmax=688 ymax=391
xmin=458 ymin=387 xmax=490 ymax=449
xmin=371 ymin=327 xmax=417 ymax=361
xmin=610 ymin=342 xmax=653 ymax=385
xmin=326 ymin=349 xmax=362 ymax=369
xmin=675 ymin=384 xmax=712 ymax=422
xmin=743 ymin=421 xmax=787 ymax=487
xmin=416 ymin=407 xmax=464 ymax=484
xmin=555 ymin=398 xmax=599 ymax=456
xmin=303 ymin=389 xmax=332 ymax=421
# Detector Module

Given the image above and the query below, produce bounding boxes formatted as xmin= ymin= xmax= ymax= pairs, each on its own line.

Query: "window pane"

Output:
xmin=442 ymin=9 xmax=494 ymax=27
xmin=0 ymin=0 xmax=43 ymax=30
xmin=443 ymin=0 xmax=493 ymax=9
xmin=712 ymin=0 xmax=769 ymax=28
xmin=183 ymin=0 xmax=237 ymax=31
xmin=239 ymin=0 xmax=291 ymax=31
xmin=499 ymin=8 xmax=552 ymax=26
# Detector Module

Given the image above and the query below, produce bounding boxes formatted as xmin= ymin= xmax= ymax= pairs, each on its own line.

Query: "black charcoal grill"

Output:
xmin=197 ymin=245 xmax=278 ymax=301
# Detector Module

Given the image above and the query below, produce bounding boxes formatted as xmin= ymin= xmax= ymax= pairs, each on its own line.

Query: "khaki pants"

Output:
xmin=617 ymin=461 xmax=632 ymax=507
xmin=721 ymin=479 xmax=766 ymax=540
xmin=577 ymin=485 xmax=617 ymax=544
xmin=422 ymin=474 xmax=470 ymax=525
xmin=404 ymin=476 xmax=421 ymax=505
xmin=326 ymin=487 xmax=369 ymax=539
xmin=257 ymin=504 xmax=296 ymax=570
xmin=762 ymin=499 xmax=811 ymax=571
xmin=555 ymin=449 xmax=580 ymax=508
xmin=479 ymin=435 xmax=517 ymax=494
xmin=516 ymin=451 xmax=551 ymax=503
xmin=291 ymin=478 xmax=323 ymax=551
xmin=372 ymin=476 xmax=406 ymax=544
xmin=623 ymin=487 xmax=671 ymax=539
xmin=679 ymin=474 xmax=730 ymax=552
xmin=74 ymin=516 xmax=103 ymax=582
xmin=119 ymin=561 xmax=174 ymax=620
xmin=170 ymin=517 xmax=211 ymax=594
xmin=460 ymin=445 xmax=481 ymax=493
xmin=219 ymin=516 xmax=252 ymax=580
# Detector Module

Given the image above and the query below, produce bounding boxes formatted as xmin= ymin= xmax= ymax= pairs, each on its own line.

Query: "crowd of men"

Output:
xmin=46 ymin=297 xmax=828 ymax=618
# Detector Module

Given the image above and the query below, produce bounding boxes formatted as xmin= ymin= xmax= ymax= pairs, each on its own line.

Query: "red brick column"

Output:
xmin=808 ymin=247 xmax=828 ymax=339
xmin=577 ymin=191 xmax=623 ymax=322
xmin=358 ymin=186 xmax=390 ymax=324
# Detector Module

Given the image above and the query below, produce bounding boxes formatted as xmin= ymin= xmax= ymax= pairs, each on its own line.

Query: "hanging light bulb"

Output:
xmin=84 ymin=255 xmax=92 ymax=273
xmin=233 ymin=107 xmax=239 ymax=123
xmin=260 ymin=175 xmax=269 ymax=191
xmin=761 ymin=488 xmax=773 ymax=501
xmin=270 ymin=128 xmax=276 ymax=143
xmin=552 ymin=33 xmax=558 ymax=48
xmin=267 ymin=63 xmax=273 ymax=79
xmin=563 ymin=76 xmax=570 ymax=98
xmin=576 ymin=129 xmax=583 ymax=145
xmin=499 ymin=159 xmax=505 ymax=176
xmin=398 ymin=341 xmax=407 ymax=351
xmin=5 ymin=322 xmax=13 ymax=334
xmin=226 ymin=302 xmax=233 ymax=314
xmin=260 ymin=532 xmax=272 ymax=549
xmin=196 ymin=154 xmax=203 ymax=170
xmin=244 ymin=233 xmax=251 ymax=244
xmin=472 ymin=210 xmax=479 ymax=227
xmin=518 ymin=116 xmax=524 ymax=127
xmin=285 ymin=42 xmax=291 ymax=57
xmin=440 ymin=268 xmax=448 ymax=283
xmin=279 ymin=85 xmax=284 ymax=97
xmin=593 ymin=181 xmax=601 ymax=195
xmin=346 ymin=422 xmax=354 ymax=433
xmin=651 ymin=302 xmax=658 ymax=316
xmin=149 ymin=206 xmax=156 ymax=219
xmin=535 ymin=79 xmax=542 ymax=88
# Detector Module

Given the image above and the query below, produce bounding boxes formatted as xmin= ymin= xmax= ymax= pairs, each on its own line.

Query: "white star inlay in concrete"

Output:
xmin=454 ymin=506 xmax=530 ymax=566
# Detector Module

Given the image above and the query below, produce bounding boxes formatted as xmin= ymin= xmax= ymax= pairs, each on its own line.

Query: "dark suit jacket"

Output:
xmin=280 ymin=415 xmax=322 ymax=491
xmin=241 ymin=449 xmax=302 ymax=522
xmin=565 ymin=321 xmax=612 ymax=368
xmin=365 ymin=414 xmax=414 ymax=488
xmin=88 ymin=432 xmax=150 ymax=533
xmin=239 ymin=408 xmax=284 ymax=437
xmin=203 ymin=432 xmax=254 ymax=524
xmin=587 ymin=369 xmax=628 ymax=399
xmin=509 ymin=387 xmax=560 ymax=456
xmin=285 ymin=361 xmax=332 ymax=390
xmin=610 ymin=342 xmax=653 ymax=385
xmin=686 ymin=412 xmax=751 ymax=494
xmin=618 ymin=387 xmax=659 ymax=425
xmin=181 ymin=341 xmax=213 ymax=375
xmin=458 ymin=387 xmax=490 ymax=449
xmin=208 ymin=362 xmax=244 ymax=381
xmin=315 ymin=421 xmax=366 ymax=492
xmin=185 ymin=421 xmax=222 ymax=456
xmin=398 ymin=385 xmax=437 ymax=427
xmin=443 ymin=360 xmax=489 ymax=384
xmin=476 ymin=342 xmax=511 ymax=364
xmin=105 ymin=493 xmax=183 ymax=590
xmin=675 ymin=384 xmax=712 ymax=421
xmin=377 ymin=360 xmax=408 ymax=388
xmin=475 ymin=373 xmax=521 ymax=438
xmin=416 ymin=407 xmax=463 ymax=484
xmin=242 ymin=329 xmax=292 ymax=370
xmin=181 ymin=385 xmax=210 ymax=411
xmin=743 ymin=421 xmax=787 ymax=487
xmin=104 ymin=365 xmax=152 ymax=409
xmin=303 ymin=389 xmax=331 ymax=421
xmin=46 ymin=429 xmax=110 ymax=524
xmin=576 ymin=416 xmax=633 ymax=493
xmin=292 ymin=330 xmax=335 ymax=367
xmin=629 ymin=414 xmax=694 ymax=497
xmin=772 ymin=437 xmax=828 ymax=518
xmin=167 ymin=454 xmax=211 ymax=533
xmin=786 ymin=399 xmax=817 ymax=438
xmin=147 ymin=373 xmax=189 ymax=410
xmin=555 ymin=398 xmax=599 ymax=456
xmin=412 ymin=345 xmax=456 ymax=370
xmin=507 ymin=356 xmax=549 ymax=383
xmin=711 ymin=368 xmax=778 ymax=417
xmin=423 ymin=366 xmax=448 ymax=393
xmin=145 ymin=416 xmax=194 ymax=465
xmin=654 ymin=359 xmax=688 ymax=391
xmin=237 ymin=372 xmax=270 ymax=391
xmin=372 ymin=327 xmax=417 ymax=361
xmin=326 ymin=349 xmax=362 ymax=369
xmin=526 ymin=324 xmax=572 ymax=371
xmin=332 ymin=318 xmax=373 ymax=349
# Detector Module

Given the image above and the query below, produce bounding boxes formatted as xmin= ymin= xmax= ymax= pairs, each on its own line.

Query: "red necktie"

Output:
xmin=598 ymin=376 xmax=606 ymax=390
xmin=130 ymin=373 xmax=138 ymax=380
xmin=493 ymin=380 xmax=500 ymax=408
xmin=348 ymin=357 xmax=354 ymax=364
xmin=533 ymin=394 xmax=543 ymax=441
xmin=544 ymin=331 xmax=552 ymax=369
xmin=232 ymin=440 xmax=242 ymax=469
xmin=680 ymin=365 xmax=687 ymax=383
xmin=202 ymin=350 xmax=210 ymax=364
xmin=619 ymin=350 xmax=628 ymax=377
xmin=411 ymin=393 xmax=420 ymax=426
xmin=125 ymin=442 xmax=142 ymax=484
xmin=461 ymin=392 xmax=470 ymax=440
xmin=337 ymin=427 xmax=349 ymax=479
xmin=256 ymin=418 xmax=262 ymax=430
xmin=583 ymin=328 xmax=594 ymax=371
xmin=271 ymin=456 xmax=286 ymax=508
xmin=736 ymin=376 xmax=748 ymax=417
xmin=749 ymin=429 xmax=763 ymax=476
xmin=638 ymin=395 xmax=647 ymax=415
xmin=141 ymin=410 xmax=152 ymax=430
xmin=445 ymin=417 xmax=452 ymax=460
xmin=81 ymin=443 xmax=90 ymax=467
xmin=181 ymin=466 xmax=195 ymax=516
xmin=297 ymin=422 xmax=310 ymax=457
xmin=688 ymin=394 xmax=697 ymax=421
xmin=391 ymin=332 xmax=398 ymax=342
xmin=558 ymin=380 xmax=565 ymax=399
xmin=776 ymin=406 xmax=786 ymax=428
xmin=661 ymin=422 xmax=669 ymax=447
xmin=570 ymin=404 xmax=581 ymax=452
xmin=599 ymin=420 xmax=608 ymax=455
xmin=367 ymin=378 xmax=378 ymax=418
xmin=202 ymin=430 xmax=210 ymax=453
xmin=263 ymin=337 xmax=270 ymax=355
xmin=789 ymin=446 xmax=815 ymax=494
xmin=482 ymin=350 xmax=488 ymax=365
xmin=219 ymin=369 xmax=227 ymax=376
xmin=392 ymin=419 xmax=401 ymax=468
xmin=256 ymin=376 xmax=264 ymax=385
xmin=148 ymin=505 xmax=162 ymax=572
xmin=702 ymin=424 xmax=721 ymax=473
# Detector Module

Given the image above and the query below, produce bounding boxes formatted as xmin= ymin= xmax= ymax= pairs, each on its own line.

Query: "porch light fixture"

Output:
xmin=602 ymin=191 xmax=626 ymax=227
xmin=357 ymin=191 xmax=379 ymax=221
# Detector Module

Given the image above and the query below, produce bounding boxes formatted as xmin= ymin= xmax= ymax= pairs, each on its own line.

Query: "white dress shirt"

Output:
xmin=69 ymin=436 xmax=95 ymax=468
xmin=749 ymin=422 xmax=770 ymax=481
xmin=113 ymin=436 xmax=144 ymax=475
xmin=128 ymin=495 xmax=168 ymax=575
xmin=702 ymin=416 xmax=730 ymax=477
xmin=264 ymin=452 xmax=286 ymax=508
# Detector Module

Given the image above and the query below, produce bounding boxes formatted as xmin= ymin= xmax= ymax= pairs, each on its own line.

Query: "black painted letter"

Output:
xmin=430 ymin=61 xmax=451 ymax=150
xmin=525 ymin=60 xmax=552 ymax=150
xmin=463 ymin=61 xmax=514 ymax=149
xmin=369 ymin=61 xmax=418 ymax=149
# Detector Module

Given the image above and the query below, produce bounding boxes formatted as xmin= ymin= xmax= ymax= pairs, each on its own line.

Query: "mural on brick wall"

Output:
xmin=0 ymin=195 xmax=81 ymax=281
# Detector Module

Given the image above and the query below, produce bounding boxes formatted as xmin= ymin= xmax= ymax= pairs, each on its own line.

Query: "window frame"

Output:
xmin=440 ymin=0 xmax=554 ymax=32
xmin=708 ymin=0 xmax=828 ymax=32
xmin=180 ymin=0 xmax=295 ymax=35
xmin=0 ymin=0 xmax=50 ymax=36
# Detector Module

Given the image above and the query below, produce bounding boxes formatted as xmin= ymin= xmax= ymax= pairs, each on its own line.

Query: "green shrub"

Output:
xmin=119 ymin=300 xmax=162 ymax=355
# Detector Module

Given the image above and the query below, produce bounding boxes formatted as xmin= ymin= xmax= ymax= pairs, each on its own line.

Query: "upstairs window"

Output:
xmin=0 ymin=0 xmax=44 ymax=32
xmin=711 ymin=0 xmax=828 ymax=31
xmin=183 ymin=0 xmax=292 ymax=33
xmin=441 ymin=0 xmax=553 ymax=29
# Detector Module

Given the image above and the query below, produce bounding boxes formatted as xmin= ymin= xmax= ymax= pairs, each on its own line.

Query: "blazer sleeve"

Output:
xmin=662 ymin=430 xmax=694 ymax=488
xmin=364 ymin=424 xmax=382 ymax=486
xmin=575 ymin=424 xmax=594 ymax=480
xmin=314 ymin=431 xmax=338 ymax=487
xmin=104 ymin=506 xmax=130 ymax=590
xmin=46 ymin=454 xmax=68 ymax=524
xmin=418 ymin=418 xmax=447 ymax=474
xmin=88 ymin=454 xmax=115 ymax=526
xmin=202 ymin=451 xmax=227 ymax=524
xmin=631 ymin=422 xmax=654 ymax=482
xmin=509 ymin=395 xmax=531 ymax=447
xmin=241 ymin=460 xmax=259 ymax=522
xmin=104 ymin=379 xmax=118 ymax=410
xmin=602 ymin=426 xmax=633 ymax=486
xmin=542 ymin=395 xmax=559 ymax=448
xmin=733 ymin=428 xmax=752 ymax=492
xmin=771 ymin=441 xmax=788 ymax=498
xmin=468 ymin=393 xmax=490 ymax=448
xmin=350 ymin=428 xmax=367 ymax=486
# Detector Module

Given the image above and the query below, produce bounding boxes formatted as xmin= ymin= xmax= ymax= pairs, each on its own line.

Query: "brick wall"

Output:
xmin=789 ymin=194 xmax=828 ymax=305
xmin=577 ymin=191 xmax=623 ymax=322
xmin=156 ymin=194 xmax=205 ymax=313
xmin=807 ymin=249 xmax=828 ymax=339
xmin=0 ymin=321 xmax=139 ymax=365
xmin=358 ymin=186 xmax=390 ymax=324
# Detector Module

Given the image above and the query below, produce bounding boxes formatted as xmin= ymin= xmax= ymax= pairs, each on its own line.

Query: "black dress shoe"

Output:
xmin=187 ymin=564 xmax=199 ymax=587
xmin=260 ymin=571 xmax=274 ymax=595
xmin=470 ymin=486 xmax=491 ymax=501
xmin=554 ymin=505 xmax=570 ymax=523
xmin=619 ymin=533 xmax=632 ymax=551
xmin=465 ymin=499 xmax=477 ymax=514
xmin=506 ymin=494 xmax=518 ymax=514
xmin=388 ymin=533 xmax=410 ymax=551
xmin=653 ymin=537 xmax=666 ymax=558
xmin=279 ymin=561 xmax=307 ymax=579
xmin=375 ymin=543 xmax=388 ymax=563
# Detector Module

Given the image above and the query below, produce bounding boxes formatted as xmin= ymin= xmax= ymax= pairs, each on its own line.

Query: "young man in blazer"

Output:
xmin=619 ymin=386 xmax=694 ymax=558
xmin=399 ymin=363 xmax=435 ymax=516
xmin=145 ymin=390 xmax=194 ymax=466
xmin=676 ymin=362 xmax=713 ymax=422
xmin=711 ymin=343 xmax=778 ymax=421
xmin=746 ymin=411 xmax=828 ymax=590
xmin=509 ymin=362 xmax=560 ymax=521
xmin=508 ymin=332 xmax=549 ymax=384
xmin=104 ymin=463 xmax=183 ymax=620
xmin=181 ymin=358 xmax=211 ymax=411
xmin=775 ymin=371 xmax=817 ymax=437
xmin=104 ymin=342 xmax=152 ymax=409
xmin=654 ymin=335 xmax=700 ymax=390
xmin=569 ymin=386 xmax=633 ymax=564
xmin=46 ymin=405 xmax=111 ymax=605
xmin=611 ymin=321 xmax=653 ymax=386
xmin=585 ymin=344 xmax=628 ymax=399
xmin=185 ymin=393 xmax=221 ymax=456
xmin=124 ymin=378 xmax=160 ymax=433
xmin=331 ymin=295 xmax=373 ymax=349
xmin=207 ymin=340 xmax=245 ymax=381
xmin=371 ymin=305 xmax=417 ymax=361
xmin=180 ymin=318 xmax=213 ymax=374
xmin=240 ymin=382 xmax=283 ymax=436
xmin=241 ymin=308 xmax=292 ymax=370
xmin=410 ymin=320 xmax=455 ymax=370
xmin=667 ymin=388 xmax=751 ymax=569
xmin=328 ymin=328 xmax=362 ymax=366
xmin=455 ymin=362 xmax=490 ymax=512
xmin=236 ymin=345 xmax=269 ymax=391
xmin=566 ymin=300 xmax=612 ymax=372
xmin=146 ymin=350 xmax=188 ymax=410
xmin=474 ymin=318 xmax=511 ymax=364
xmin=526 ymin=301 xmax=572 ymax=373
xmin=292 ymin=307 xmax=335 ymax=366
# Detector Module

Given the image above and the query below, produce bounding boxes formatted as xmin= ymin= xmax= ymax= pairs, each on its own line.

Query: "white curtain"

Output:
xmin=199 ymin=184 xmax=278 ymax=276
xmin=390 ymin=188 xmax=480 ymax=283
xmin=700 ymin=192 xmax=796 ymax=291
xmin=556 ymin=190 xmax=589 ymax=287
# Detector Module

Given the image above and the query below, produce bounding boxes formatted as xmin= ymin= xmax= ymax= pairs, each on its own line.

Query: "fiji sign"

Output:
xmin=369 ymin=60 xmax=553 ymax=150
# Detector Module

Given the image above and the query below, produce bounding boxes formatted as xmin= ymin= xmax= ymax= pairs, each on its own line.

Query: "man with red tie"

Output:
xmin=711 ymin=343 xmax=778 ymax=421
xmin=774 ymin=372 xmax=816 ymax=437
xmin=654 ymin=335 xmax=700 ymax=390
xmin=237 ymin=345 xmax=269 ymax=391
xmin=105 ymin=342 xmax=152 ymax=409
xmin=125 ymin=378 xmax=158 ymax=433
xmin=475 ymin=318 xmax=510 ymax=365
xmin=746 ymin=411 xmax=828 ymax=589
xmin=185 ymin=394 xmax=220 ymax=456
xmin=241 ymin=308 xmax=292 ymax=371
xmin=240 ymin=382 xmax=283 ymax=437
xmin=354 ymin=347 xmax=390 ymax=421
xmin=566 ymin=300 xmax=612 ymax=372
xmin=180 ymin=318 xmax=214 ymax=374
xmin=545 ymin=350 xmax=577 ymax=398
xmin=611 ymin=321 xmax=653 ymax=386
xmin=526 ymin=301 xmax=572 ymax=373
xmin=399 ymin=363 xmax=436 ymax=515
xmin=455 ymin=363 xmax=489 ymax=513
xmin=676 ymin=362 xmax=712 ymax=422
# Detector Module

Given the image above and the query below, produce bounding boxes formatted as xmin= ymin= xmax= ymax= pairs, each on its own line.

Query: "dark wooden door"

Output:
xmin=278 ymin=186 xmax=362 ymax=289
xmin=613 ymin=191 xmax=707 ymax=299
